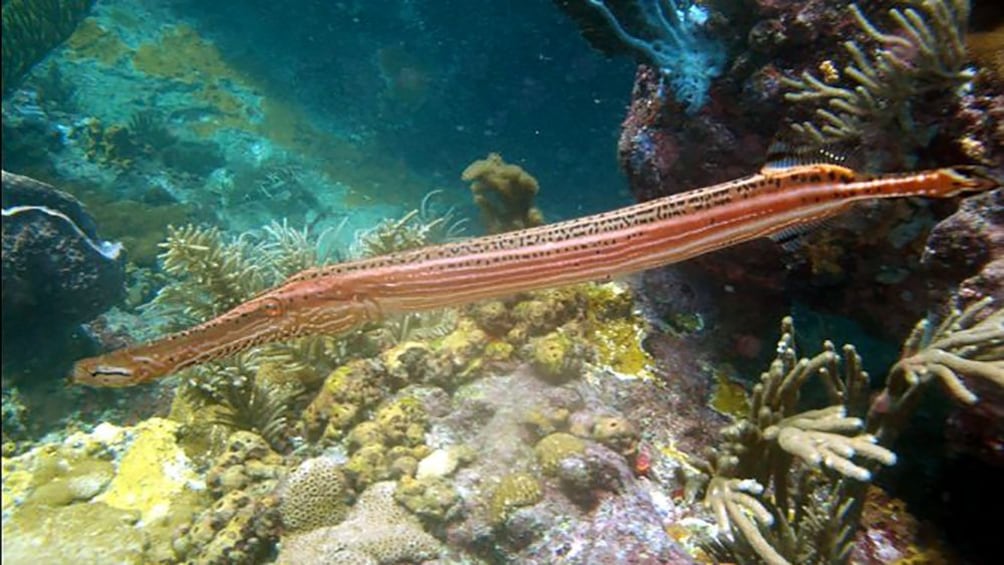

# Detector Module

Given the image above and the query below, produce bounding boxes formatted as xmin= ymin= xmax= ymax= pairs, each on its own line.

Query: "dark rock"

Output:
xmin=1 ymin=170 xmax=125 ymax=381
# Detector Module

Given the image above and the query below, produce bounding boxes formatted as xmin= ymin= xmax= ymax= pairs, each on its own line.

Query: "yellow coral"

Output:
xmin=489 ymin=473 xmax=543 ymax=524
xmin=96 ymin=418 xmax=207 ymax=523
xmin=534 ymin=432 xmax=586 ymax=475
xmin=528 ymin=330 xmax=583 ymax=383
xmin=279 ymin=456 xmax=349 ymax=533
xmin=591 ymin=318 xmax=653 ymax=378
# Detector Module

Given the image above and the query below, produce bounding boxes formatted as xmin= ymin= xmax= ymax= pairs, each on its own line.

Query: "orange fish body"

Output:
xmin=71 ymin=164 xmax=996 ymax=387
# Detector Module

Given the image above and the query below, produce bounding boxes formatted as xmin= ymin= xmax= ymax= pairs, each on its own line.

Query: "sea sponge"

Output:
xmin=489 ymin=473 xmax=543 ymax=525
xmin=462 ymin=152 xmax=544 ymax=234
xmin=527 ymin=331 xmax=585 ymax=383
xmin=590 ymin=415 xmax=639 ymax=456
xmin=279 ymin=456 xmax=351 ymax=533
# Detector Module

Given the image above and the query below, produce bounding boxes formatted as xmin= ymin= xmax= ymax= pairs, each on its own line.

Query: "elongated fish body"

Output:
xmin=72 ymin=164 xmax=996 ymax=386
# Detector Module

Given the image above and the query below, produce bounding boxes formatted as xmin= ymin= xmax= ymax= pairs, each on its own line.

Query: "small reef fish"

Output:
xmin=72 ymin=162 xmax=997 ymax=387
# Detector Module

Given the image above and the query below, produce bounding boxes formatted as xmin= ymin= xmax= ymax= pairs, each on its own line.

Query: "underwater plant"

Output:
xmin=693 ymin=299 xmax=1004 ymax=565
xmin=1 ymin=0 xmax=95 ymax=94
xmin=783 ymin=0 xmax=972 ymax=151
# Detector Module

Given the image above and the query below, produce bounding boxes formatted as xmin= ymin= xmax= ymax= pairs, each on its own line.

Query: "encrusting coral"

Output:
xmin=461 ymin=152 xmax=544 ymax=234
xmin=175 ymin=431 xmax=284 ymax=563
xmin=489 ymin=473 xmax=544 ymax=525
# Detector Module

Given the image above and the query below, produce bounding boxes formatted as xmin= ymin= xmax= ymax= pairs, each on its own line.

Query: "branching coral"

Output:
xmin=783 ymin=0 xmax=973 ymax=150
xmin=870 ymin=297 xmax=1004 ymax=440
xmin=150 ymin=220 xmax=336 ymax=324
xmin=152 ymin=225 xmax=269 ymax=323
xmin=462 ymin=153 xmax=544 ymax=234
xmin=697 ymin=319 xmax=894 ymax=565
xmin=695 ymin=299 xmax=1004 ymax=564
xmin=374 ymin=310 xmax=459 ymax=346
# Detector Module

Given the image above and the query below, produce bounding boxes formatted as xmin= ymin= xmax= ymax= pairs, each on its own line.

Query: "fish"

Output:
xmin=71 ymin=162 xmax=997 ymax=387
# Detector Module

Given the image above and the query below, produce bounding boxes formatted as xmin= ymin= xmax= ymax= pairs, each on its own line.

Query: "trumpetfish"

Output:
xmin=72 ymin=161 xmax=997 ymax=387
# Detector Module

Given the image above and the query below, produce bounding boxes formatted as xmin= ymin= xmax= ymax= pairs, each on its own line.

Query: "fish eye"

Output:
xmin=261 ymin=297 xmax=285 ymax=317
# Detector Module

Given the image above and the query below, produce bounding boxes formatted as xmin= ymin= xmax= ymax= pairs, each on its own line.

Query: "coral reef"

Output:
xmin=691 ymin=302 xmax=1003 ymax=565
xmin=176 ymin=431 xmax=284 ymax=564
xmin=783 ymin=0 xmax=973 ymax=164
xmin=279 ymin=456 xmax=351 ymax=533
xmin=276 ymin=481 xmax=442 ymax=564
xmin=461 ymin=152 xmax=544 ymax=234
xmin=2 ymin=419 xmax=211 ymax=563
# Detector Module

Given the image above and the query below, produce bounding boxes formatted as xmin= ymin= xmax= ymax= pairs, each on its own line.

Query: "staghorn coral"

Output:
xmin=151 ymin=220 xmax=337 ymax=325
xmin=461 ymin=152 xmax=544 ymax=234
xmin=783 ymin=0 xmax=973 ymax=152
xmin=151 ymin=225 xmax=270 ymax=323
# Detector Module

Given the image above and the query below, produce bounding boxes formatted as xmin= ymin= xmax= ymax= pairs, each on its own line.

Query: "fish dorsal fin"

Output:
xmin=760 ymin=141 xmax=857 ymax=173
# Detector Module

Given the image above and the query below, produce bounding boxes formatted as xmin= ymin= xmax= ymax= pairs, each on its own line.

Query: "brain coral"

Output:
xmin=279 ymin=456 xmax=350 ymax=533
xmin=277 ymin=481 xmax=441 ymax=564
